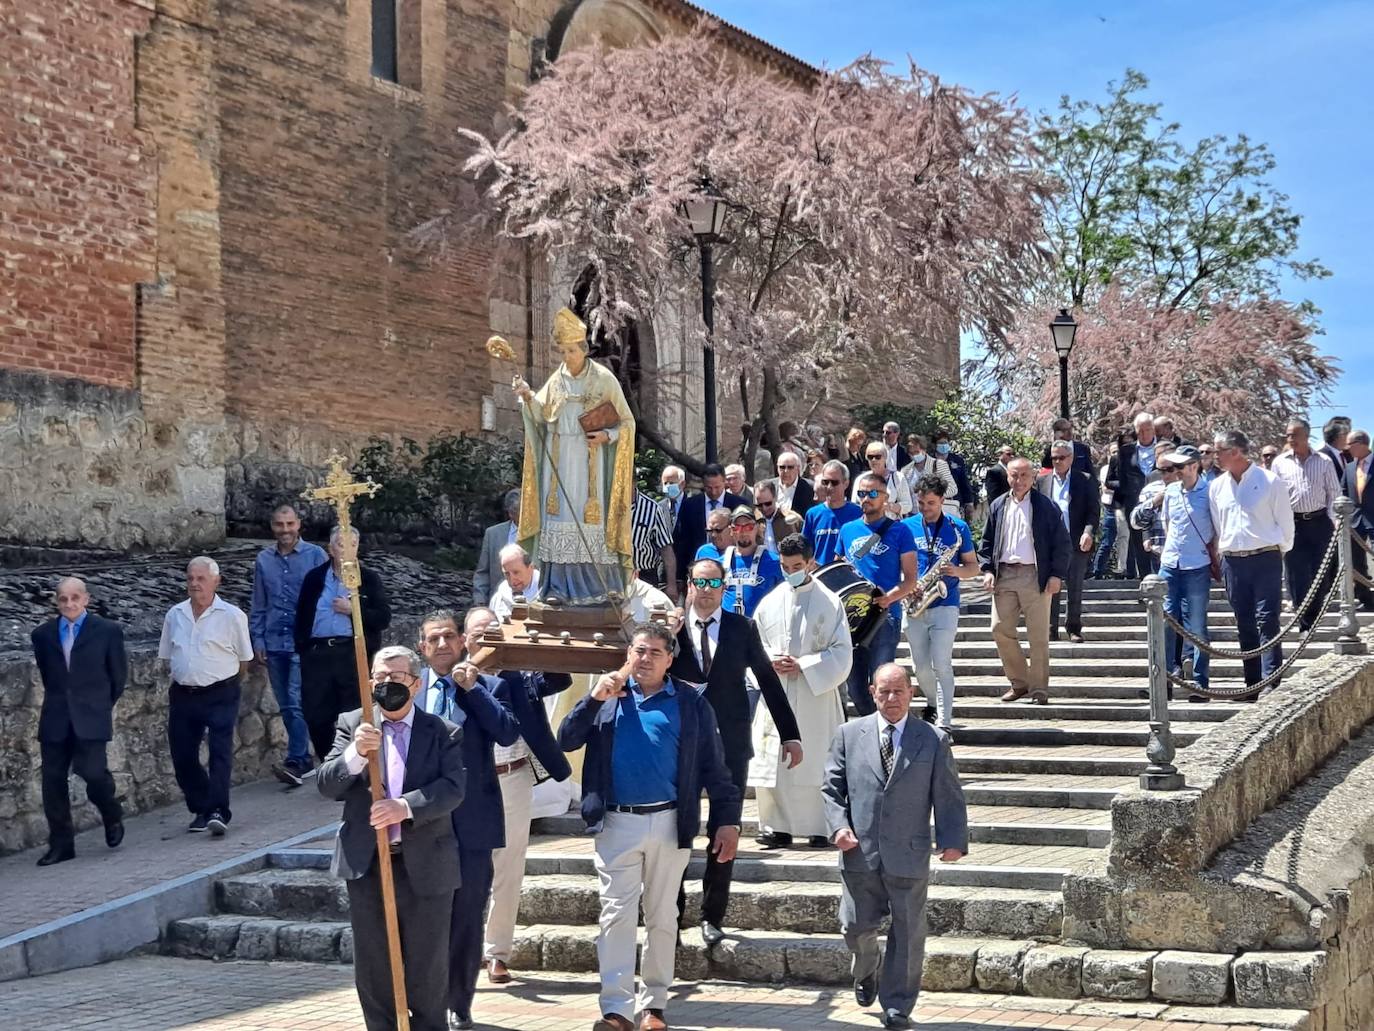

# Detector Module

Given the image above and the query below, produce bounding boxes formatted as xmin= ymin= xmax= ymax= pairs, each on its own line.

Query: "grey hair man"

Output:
xmin=1272 ymin=416 xmax=1342 ymax=632
xmin=474 ymin=489 xmax=522 ymax=605
xmin=723 ymin=463 xmax=754 ymax=506
xmin=490 ymin=543 xmax=539 ymax=621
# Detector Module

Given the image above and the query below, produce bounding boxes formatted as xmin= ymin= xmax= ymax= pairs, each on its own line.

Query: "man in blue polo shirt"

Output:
xmin=838 ymin=472 xmax=919 ymax=716
xmin=716 ymin=506 xmax=784 ymax=617
xmin=804 ymin=460 xmax=862 ymax=567
xmin=902 ymin=474 xmax=980 ymax=730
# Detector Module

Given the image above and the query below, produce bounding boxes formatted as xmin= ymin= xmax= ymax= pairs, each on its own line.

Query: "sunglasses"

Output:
xmin=707 ymin=526 xmax=730 ymax=535
xmin=866 ymin=454 xmax=885 ymax=460
xmin=856 ymin=489 xmax=885 ymax=499
xmin=758 ymin=501 xmax=775 ymax=508
xmin=690 ymin=576 xmax=724 ymax=589
xmin=820 ymin=478 xmax=841 ymax=487
xmin=1158 ymin=464 xmax=1176 ymax=473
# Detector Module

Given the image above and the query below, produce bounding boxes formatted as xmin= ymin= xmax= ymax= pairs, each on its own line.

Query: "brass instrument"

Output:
xmin=906 ymin=539 xmax=961 ymax=618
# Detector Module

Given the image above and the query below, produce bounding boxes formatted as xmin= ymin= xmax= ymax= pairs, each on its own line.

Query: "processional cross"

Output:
xmin=302 ymin=455 xmax=410 ymax=1031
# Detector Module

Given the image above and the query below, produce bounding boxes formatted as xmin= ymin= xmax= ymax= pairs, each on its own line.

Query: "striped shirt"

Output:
xmin=632 ymin=490 xmax=673 ymax=571
xmin=1272 ymin=449 xmax=1341 ymax=519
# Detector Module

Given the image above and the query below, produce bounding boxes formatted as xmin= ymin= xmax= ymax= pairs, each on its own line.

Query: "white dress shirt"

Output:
xmin=878 ymin=713 xmax=909 ymax=753
xmin=999 ymin=492 xmax=1037 ymax=566
xmin=776 ymin=479 xmax=798 ymax=512
xmin=158 ymin=595 xmax=253 ymax=686
xmin=491 ymin=569 xmax=541 ymax=620
xmin=1209 ymin=462 xmax=1295 ymax=554
xmin=1272 ymin=448 xmax=1341 ymax=520
xmin=690 ymin=605 xmax=724 ymax=672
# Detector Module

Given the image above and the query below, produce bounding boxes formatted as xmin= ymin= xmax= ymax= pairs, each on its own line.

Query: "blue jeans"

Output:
xmin=1092 ymin=507 xmax=1118 ymax=577
xmin=265 ymin=650 xmax=311 ymax=766
xmin=847 ymin=608 xmax=900 ymax=716
xmin=1221 ymin=550 xmax=1284 ymax=689
xmin=1161 ymin=565 xmax=1211 ymax=688
xmin=905 ymin=604 xmax=960 ymax=727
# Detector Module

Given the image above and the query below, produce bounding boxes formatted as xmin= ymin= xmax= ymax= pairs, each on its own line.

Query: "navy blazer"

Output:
xmin=1039 ymin=440 xmax=1095 ymax=480
xmin=558 ymin=678 xmax=742 ymax=849
xmin=672 ymin=490 xmax=747 ymax=582
xmin=422 ymin=672 xmax=520 ymax=852
xmin=978 ymin=489 xmax=1072 ymax=592
xmin=495 ymin=668 xmax=573 ymax=784
xmin=31 ymin=613 xmax=128 ymax=743
xmin=1345 ymin=459 xmax=1374 ymax=537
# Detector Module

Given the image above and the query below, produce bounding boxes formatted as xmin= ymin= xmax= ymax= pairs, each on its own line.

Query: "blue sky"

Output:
xmin=706 ymin=0 xmax=1371 ymax=431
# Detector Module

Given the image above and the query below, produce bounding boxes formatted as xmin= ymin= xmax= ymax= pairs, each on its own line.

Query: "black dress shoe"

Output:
xmin=448 ymin=1010 xmax=473 ymax=1030
xmin=104 ymin=819 xmax=124 ymax=849
xmin=37 ymin=844 xmax=75 ymax=867
xmin=854 ymin=973 xmax=877 ymax=1007
xmin=272 ymin=761 xmax=304 ymax=788
xmin=882 ymin=1008 xmax=911 ymax=1029
xmin=755 ymin=830 xmax=793 ymax=848
xmin=807 ymin=835 xmax=831 ymax=848
xmin=699 ymin=920 xmax=725 ymax=946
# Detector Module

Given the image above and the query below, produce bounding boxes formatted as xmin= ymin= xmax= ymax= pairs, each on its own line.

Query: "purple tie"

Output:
xmin=383 ymin=721 xmax=409 ymax=844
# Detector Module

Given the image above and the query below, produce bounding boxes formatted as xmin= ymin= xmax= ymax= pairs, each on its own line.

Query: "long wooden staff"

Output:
xmin=304 ymin=455 xmax=410 ymax=1031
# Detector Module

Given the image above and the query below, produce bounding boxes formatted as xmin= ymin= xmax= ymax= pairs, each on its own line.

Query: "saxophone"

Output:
xmin=906 ymin=539 xmax=961 ymax=617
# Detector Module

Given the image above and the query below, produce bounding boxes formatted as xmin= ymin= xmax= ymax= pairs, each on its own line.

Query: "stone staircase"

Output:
xmin=166 ymin=580 xmax=1351 ymax=1027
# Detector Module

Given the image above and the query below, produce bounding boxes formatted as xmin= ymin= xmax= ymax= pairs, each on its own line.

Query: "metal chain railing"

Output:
xmin=1138 ymin=494 xmax=1367 ymax=791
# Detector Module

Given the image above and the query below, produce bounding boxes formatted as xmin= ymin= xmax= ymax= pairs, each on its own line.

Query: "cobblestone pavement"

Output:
xmin=0 ymin=778 xmax=339 ymax=939
xmin=0 ymin=958 xmax=1280 ymax=1030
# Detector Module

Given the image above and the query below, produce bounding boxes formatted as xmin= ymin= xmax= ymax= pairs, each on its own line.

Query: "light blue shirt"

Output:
xmin=1137 ymin=443 xmax=1157 ymax=476
xmin=250 ymin=540 xmax=327 ymax=652
xmin=1160 ymin=479 xmax=1214 ymax=571
xmin=1049 ymin=473 xmax=1072 ymax=530
xmin=59 ymin=611 xmax=88 ymax=645
xmin=311 ymin=566 xmax=354 ymax=638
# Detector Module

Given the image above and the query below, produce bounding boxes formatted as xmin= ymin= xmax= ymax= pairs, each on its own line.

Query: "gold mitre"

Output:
xmin=553 ymin=307 xmax=588 ymax=348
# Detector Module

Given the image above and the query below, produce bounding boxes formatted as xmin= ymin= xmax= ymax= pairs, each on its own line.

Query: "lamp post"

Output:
xmin=1049 ymin=308 xmax=1078 ymax=422
xmin=681 ymin=181 xmax=727 ymax=463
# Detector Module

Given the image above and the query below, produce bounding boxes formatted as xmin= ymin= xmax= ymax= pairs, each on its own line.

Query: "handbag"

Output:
xmin=578 ymin=400 xmax=619 ymax=434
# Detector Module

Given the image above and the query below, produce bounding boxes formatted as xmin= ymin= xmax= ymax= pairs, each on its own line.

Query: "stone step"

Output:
xmin=948 ymin=677 xmax=1261 ymax=700
xmin=946 ymin=641 xmax=1334 ymax=660
xmin=949 ymin=720 xmax=1205 ymax=749
xmin=953 ymin=626 xmax=1344 ymax=643
xmin=953 ymin=745 xmax=1146 ymax=777
xmin=949 ymin=699 xmax=1241 ymax=722
xmin=946 ymin=657 xmax=1320 ymax=679
xmin=958 ymin=778 xmax=1132 ymax=810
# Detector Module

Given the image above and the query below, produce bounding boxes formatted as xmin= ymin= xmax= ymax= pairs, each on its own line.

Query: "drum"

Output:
xmin=814 ymin=561 xmax=886 ymax=647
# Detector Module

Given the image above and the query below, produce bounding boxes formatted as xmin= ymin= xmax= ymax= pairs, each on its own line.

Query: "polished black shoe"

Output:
xmin=104 ymin=819 xmax=124 ymax=849
xmin=272 ymin=761 xmax=305 ymax=788
xmin=755 ymin=830 xmax=793 ymax=849
xmin=206 ymin=811 xmax=229 ymax=836
xmin=37 ymin=844 xmax=76 ymax=867
xmin=699 ymin=920 xmax=725 ymax=947
xmin=448 ymin=1009 xmax=473 ymax=1030
xmin=807 ymin=835 xmax=831 ymax=848
xmin=188 ymin=814 xmax=210 ymax=833
xmin=882 ymin=1008 xmax=911 ymax=1029
xmin=854 ymin=973 xmax=877 ymax=1008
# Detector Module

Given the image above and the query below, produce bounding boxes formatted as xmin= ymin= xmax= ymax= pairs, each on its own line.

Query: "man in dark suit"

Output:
xmin=295 ymin=527 xmax=392 ymax=762
xmin=880 ymin=421 xmax=912 ymax=472
xmin=978 ymin=459 xmax=1071 ymax=704
xmin=983 ymin=445 xmax=1013 ymax=505
xmin=1037 ymin=442 xmax=1101 ymax=643
xmin=318 ymin=645 xmax=466 ymax=1031
xmin=1117 ymin=413 xmax=1159 ymax=579
xmin=823 ymin=663 xmax=968 ymax=1030
xmin=1038 ymin=418 xmax=1095 ymax=478
xmin=1322 ymin=417 xmax=1351 ymax=480
xmin=669 ymin=556 xmax=802 ymax=944
xmin=415 ymin=608 xmax=520 ymax=1030
xmin=759 ymin=451 xmax=815 ymax=518
xmin=671 ymin=463 xmax=745 ymax=595
xmin=30 ymin=577 xmax=127 ymax=866
xmin=472 ymin=489 xmax=519 ymax=606
xmin=1344 ymin=429 xmax=1374 ymax=610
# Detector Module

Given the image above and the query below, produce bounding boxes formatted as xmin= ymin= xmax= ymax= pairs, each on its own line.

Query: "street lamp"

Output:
xmin=1049 ymin=307 xmax=1078 ymax=421
xmin=681 ymin=180 xmax=727 ymax=463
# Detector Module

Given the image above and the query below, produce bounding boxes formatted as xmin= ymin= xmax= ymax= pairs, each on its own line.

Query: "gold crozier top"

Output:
xmin=301 ymin=453 xmax=381 ymax=591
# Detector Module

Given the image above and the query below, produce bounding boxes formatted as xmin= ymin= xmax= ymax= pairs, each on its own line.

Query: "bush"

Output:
xmin=635 ymin=445 xmax=670 ymax=494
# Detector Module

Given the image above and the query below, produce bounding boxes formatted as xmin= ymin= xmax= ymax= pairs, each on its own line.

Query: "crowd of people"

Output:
xmin=26 ymin=409 xmax=1371 ymax=1031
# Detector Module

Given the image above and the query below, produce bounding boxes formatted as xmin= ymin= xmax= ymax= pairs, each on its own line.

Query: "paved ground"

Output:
xmin=0 ymin=957 xmax=1281 ymax=1030
xmin=0 ymin=778 xmax=339 ymax=939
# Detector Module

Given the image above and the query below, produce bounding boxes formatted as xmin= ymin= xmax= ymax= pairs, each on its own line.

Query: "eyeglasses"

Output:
xmin=856 ymin=489 xmax=885 ymax=499
xmin=706 ymin=526 xmax=730 ymax=536
xmin=820 ymin=478 xmax=841 ymax=487
xmin=690 ymin=576 xmax=724 ymax=589
xmin=370 ymin=671 xmax=418 ymax=685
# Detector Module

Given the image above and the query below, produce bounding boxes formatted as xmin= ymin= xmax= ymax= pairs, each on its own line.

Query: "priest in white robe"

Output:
xmin=748 ymin=532 xmax=852 ymax=846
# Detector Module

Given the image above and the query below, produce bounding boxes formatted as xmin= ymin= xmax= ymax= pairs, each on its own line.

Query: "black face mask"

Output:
xmin=371 ymin=680 xmax=410 ymax=713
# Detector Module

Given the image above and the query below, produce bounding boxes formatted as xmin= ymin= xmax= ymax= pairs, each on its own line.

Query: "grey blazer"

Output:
xmin=473 ymin=521 xmax=513 ymax=605
xmin=822 ymin=714 xmax=969 ymax=879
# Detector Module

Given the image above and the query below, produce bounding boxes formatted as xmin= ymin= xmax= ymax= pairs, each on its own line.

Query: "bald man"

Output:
xmin=30 ymin=577 xmax=129 ymax=866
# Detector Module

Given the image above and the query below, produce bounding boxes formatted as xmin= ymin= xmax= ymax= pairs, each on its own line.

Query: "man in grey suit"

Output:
xmin=473 ymin=489 xmax=520 ymax=605
xmin=822 ymin=663 xmax=968 ymax=1030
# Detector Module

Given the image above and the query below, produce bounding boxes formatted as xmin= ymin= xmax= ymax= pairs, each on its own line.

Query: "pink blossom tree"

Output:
xmin=440 ymin=26 xmax=1049 ymax=471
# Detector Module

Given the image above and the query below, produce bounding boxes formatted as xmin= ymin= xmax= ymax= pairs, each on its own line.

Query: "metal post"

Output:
xmin=699 ymin=239 xmax=718 ymax=464
xmin=1139 ymin=575 xmax=1185 ymax=790
xmin=1333 ymin=495 xmax=1366 ymax=654
xmin=1058 ymin=353 xmax=1070 ymax=421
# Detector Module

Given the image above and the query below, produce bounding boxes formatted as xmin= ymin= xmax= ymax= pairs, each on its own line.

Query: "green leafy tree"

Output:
xmin=928 ymin=387 xmax=1039 ymax=474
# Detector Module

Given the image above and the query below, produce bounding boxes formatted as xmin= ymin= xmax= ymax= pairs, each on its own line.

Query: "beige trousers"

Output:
xmin=483 ymin=762 xmax=536 ymax=962
xmin=990 ymin=562 xmax=1051 ymax=694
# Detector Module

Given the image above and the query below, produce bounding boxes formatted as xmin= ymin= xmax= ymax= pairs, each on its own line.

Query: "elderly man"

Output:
xmin=762 ymin=451 xmax=815 ymax=517
xmin=1211 ymin=429 xmax=1295 ymax=699
xmin=159 ymin=557 xmax=254 ymax=834
xmin=1038 ymin=418 xmax=1094 ymax=478
xmin=1039 ymin=441 xmax=1100 ymax=642
xmin=880 ymin=421 xmax=912 ymax=473
xmin=318 ymin=644 xmax=465 ymax=1031
xmin=659 ymin=465 xmax=686 ymax=530
xmin=1154 ymin=415 xmax=1183 ymax=448
xmin=723 ymin=463 xmax=755 ymax=506
xmin=473 ymin=490 xmax=521 ymax=606
xmin=631 ymin=488 xmax=676 ymax=598
xmin=31 ymin=577 xmax=128 ymax=866
xmin=1118 ymin=412 xmax=1159 ymax=580
xmin=695 ymin=506 xmax=734 ymax=563
xmin=250 ymin=502 xmax=326 ymax=787
xmin=490 ymin=543 xmax=541 ymax=621
xmin=1260 ymin=444 xmax=1280 ymax=469
xmin=983 ymin=444 xmax=1014 ymax=505
xmin=1128 ymin=444 xmax=1183 ymax=575
xmin=1198 ymin=442 xmax=1220 ymax=485
xmin=560 ymin=622 xmax=742 ymax=1031
xmin=754 ymin=481 xmax=804 ymax=558
xmin=295 ymin=527 xmax=392 ymax=763
xmin=978 ymin=459 xmax=1070 ymax=705
xmin=854 ymin=442 xmax=914 ymax=517
xmin=803 ymin=460 xmax=861 ymax=567
xmin=750 ymin=533 xmax=852 ymax=848
xmin=822 ymin=663 xmax=967 ymax=1030
xmin=1272 ymin=417 xmax=1343 ymax=632
xmin=1343 ymin=429 xmax=1374 ymax=610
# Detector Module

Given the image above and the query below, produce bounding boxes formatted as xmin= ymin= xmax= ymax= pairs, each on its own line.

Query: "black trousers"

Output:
xmin=301 ymin=642 xmax=361 ymax=761
xmin=447 ymin=847 xmax=495 ymax=1015
xmin=1051 ymin=548 xmax=1091 ymax=634
xmin=1286 ymin=516 xmax=1335 ymax=630
xmin=1124 ymin=525 xmax=1152 ymax=579
xmin=41 ymin=725 xmax=121 ymax=847
xmin=678 ymin=745 xmax=749 ymax=928
xmin=1354 ymin=529 xmax=1374 ymax=608
xmin=348 ymin=853 xmax=452 ymax=1031
xmin=168 ymin=679 xmax=241 ymax=820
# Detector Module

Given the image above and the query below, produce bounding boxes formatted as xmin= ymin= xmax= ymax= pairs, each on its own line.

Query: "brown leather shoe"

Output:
xmin=1000 ymin=685 xmax=1029 ymax=702
xmin=592 ymin=1015 xmax=634 ymax=1031
xmin=638 ymin=1009 xmax=668 ymax=1031
xmin=486 ymin=958 xmax=511 ymax=984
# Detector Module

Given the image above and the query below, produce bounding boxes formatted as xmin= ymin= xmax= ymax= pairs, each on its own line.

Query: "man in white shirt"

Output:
xmin=490 ymin=544 xmax=541 ymax=621
xmin=854 ymin=443 xmax=914 ymax=517
xmin=1209 ymin=429 xmax=1295 ymax=698
xmin=158 ymin=556 xmax=254 ymax=835
xmin=1271 ymin=417 xmax=1343 ymax=631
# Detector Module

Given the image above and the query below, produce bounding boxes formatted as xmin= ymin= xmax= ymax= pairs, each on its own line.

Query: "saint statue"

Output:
xmin=512 ymin=307 xmax=636 ymax=606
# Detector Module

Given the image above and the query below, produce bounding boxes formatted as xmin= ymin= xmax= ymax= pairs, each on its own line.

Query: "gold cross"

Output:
xmin=302 ymin=454 xmax=381 ymax=590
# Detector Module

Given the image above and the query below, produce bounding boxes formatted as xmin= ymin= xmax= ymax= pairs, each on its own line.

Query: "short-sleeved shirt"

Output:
xmin=718 ymin=546 xmax=784 ymax=617
xmin=901 ymin=512 xmax=975 ymax=608
xmin=804 ymin=501 xmax=862 ymax=567
xmin=631 ymin=490 xmax=674 ymax=571
xmin=838 ymin=516 xmax=917 ymax=593
xmin=158 ymin=595 xmax=253 ymax=686
xmin=609 ymin=679 xmax=681 ymax=805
